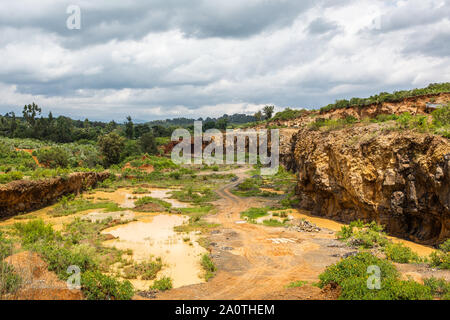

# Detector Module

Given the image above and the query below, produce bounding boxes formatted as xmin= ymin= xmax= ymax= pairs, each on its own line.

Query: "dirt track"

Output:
xmin=155 ymin=169 xmax=350 ymax=300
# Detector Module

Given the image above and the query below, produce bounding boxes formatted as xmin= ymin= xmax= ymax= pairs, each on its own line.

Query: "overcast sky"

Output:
xmin=0 ymin=0 xmax=449 ymax=121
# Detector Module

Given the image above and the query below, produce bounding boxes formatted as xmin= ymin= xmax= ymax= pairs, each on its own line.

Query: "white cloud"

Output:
xmin=0 ymin=0 xmax=448 ymax=121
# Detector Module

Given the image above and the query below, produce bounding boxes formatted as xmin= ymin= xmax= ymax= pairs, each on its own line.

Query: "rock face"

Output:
xmin=0 ymin=172 xmax=110 ymax=217
xmin=281 ymin=124 xmax=450 ymax=246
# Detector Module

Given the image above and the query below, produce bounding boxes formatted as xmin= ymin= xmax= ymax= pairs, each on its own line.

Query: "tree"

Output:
xmin=54 ymin=116 xmax=73 ymax=143
xmin=139 ymin=132 xmax=158 ymax=155
xmin=105 ymin=120 xmax=117 ymax=133
xmin=263 ymin=106 xmax=275 ymax=120
xmin=254 ymin=111 xmax=263 ymax=122
xmin=36 ymin=147 xmax=70 ymax=168
xmin=98 ymin=132 xmax=125 ymax=166
xmin=22 ymin=102 xmax=42 ymax=128
xmin=216 ymin=117 xmax=229 ymax=130
xmin=125 ymin=116 xmax=134 ymax=139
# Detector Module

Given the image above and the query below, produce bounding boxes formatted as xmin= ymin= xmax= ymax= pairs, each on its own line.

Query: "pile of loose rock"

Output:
xmin=289 ymin=219 xmax=321 ymax=233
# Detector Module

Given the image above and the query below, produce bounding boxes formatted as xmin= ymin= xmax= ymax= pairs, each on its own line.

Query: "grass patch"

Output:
xmin=240 ymin=207 xmax=270 ymax=220
xmin=134 ymin=196 xmax=172 ymax=212
xmin=384 ymin=243 xmax=420 ymax=264
xmin=81 ymin=270 xmax=134 ymax=300
xmin=337 ymin=221 xmax=388 ymax=249
xmin=201 ymin=254 xmax=217 ymax=281
xmin=286 ymin=280 xmax=308 ymax=288
xmin=50 ymin=195 xmax=124 ymax=217
xmin=428 ymin=240 xmax=450 ymax=270
xmin=0 ymin=261 xmax=22 ymax=297
xmin=423 ymin=277 xmax=450 ymax=300
xmin=151 ymin=276 xmax=173 ymax=291
xmin=262 ymin=219 xmax=287 ymax=227
xmin=122 ymin=258 xmax=163 ymax=280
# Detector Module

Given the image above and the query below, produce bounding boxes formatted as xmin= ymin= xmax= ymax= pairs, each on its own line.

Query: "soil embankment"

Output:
xmin=0 ymin=172 xmax=109 ymax=217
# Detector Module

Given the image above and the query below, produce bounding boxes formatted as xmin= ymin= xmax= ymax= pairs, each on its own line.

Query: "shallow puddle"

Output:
xmin=102 ymin=214 xmax=207 ymax=290
xmin=290 ymin=209 xmax=435 ymax=257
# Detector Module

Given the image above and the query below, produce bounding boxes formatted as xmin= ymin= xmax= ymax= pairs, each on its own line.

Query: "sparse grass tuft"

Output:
xmin=151 ymin=276 xmax=173 ymax=291
xmin=201 ymin=254 xmax=217 ymax=281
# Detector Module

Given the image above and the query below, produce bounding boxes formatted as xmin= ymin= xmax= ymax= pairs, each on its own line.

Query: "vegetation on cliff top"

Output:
xmin=319 ymin=82 xmax=450 ymax=113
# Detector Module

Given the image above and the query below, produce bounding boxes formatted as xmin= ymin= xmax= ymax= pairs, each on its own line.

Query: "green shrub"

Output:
xmin=28 ymin=243 xmax=98 ymax=280
xmin=262 ymin=219 xmax=286 ymax=227
xmin=432 ymin=103 xmax=450 ymax=127
xmin=0 ymin=232 xmax=13 ymax=259
xmin=240 ymin=207 xmax=269 ymax=220
xmin=0 ymin=261 xmax=22 ymax=296
xmin=319 ymin=252 xmax=432 ymax=300
xmin=338 ymin=221 xmax=388 ymax=249
xmin=272 ymin=108 xmax=306 ymax=121
xmin=429 ymin=251 xmax=450 ymax=269
xmin=0 ymin=171 xmax=24 ymax=184
xmin=384 ymin=243 xmax=420 ymax=263
xmin=439 ymin=239 xmax=450 ymax=253
xmin=151 ymin=276 xmax=173 ymax=291
xmin=134 ymin=197 xmax=172 ymax=210
xmin=337 ymin=225 xmax=354 ymax=240
xmin=424 ymin=277 xmax=450 ymax=299
xmin=14 ymin=219 xmax=61 ymax=245
xmin=319 ymin=252 xmax=398 ymax=287
xmin=81 ymin=270 xmax=134 ymax=300
xmin=201 ymin=254 xmax=217 ymax=281
xmin=340 ymin=277 xmax=432 ymax=300
xmin=123 ymin=258 xmax=163 ymax=280
xmin=36 ymin=147 xmax=70 ymax=168
xmin=51 ymin=197 xmax=123 ymax=217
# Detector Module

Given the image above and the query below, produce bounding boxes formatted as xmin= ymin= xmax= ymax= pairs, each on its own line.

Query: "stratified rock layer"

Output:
xmin=0 ymin=172 xmax=109 ymax=217
xmin=282 ymin=124 xmax=450 ymax=245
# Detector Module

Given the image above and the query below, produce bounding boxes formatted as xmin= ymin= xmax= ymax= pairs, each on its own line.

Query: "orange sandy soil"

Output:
xmin=3 ymin=251 xmax=83 ymax=300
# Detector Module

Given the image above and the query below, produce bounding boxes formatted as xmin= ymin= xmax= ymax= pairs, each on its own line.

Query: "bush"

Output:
xmin=81 ymin=270 xmax=134 ymax=300
xmin=139 ymin=132 xmax=158 ymax=155
xmin=384 ymin=243 xmax=420 ymax=264
xmin=0 ymin=261 xmax=22 ymax=296
xmin=0 ymin=232 xmax=13 ymax=259
xmin=240 ymin=207 xmax=269 ymax=220
xmin=429 ymin=251 xmax=450 ymax=270
xmin=424 ymin=277 xmax=450 ymax=299
xmin=319 ymin=252 xmax=432 ymax=300
xmin=201 ymin=254 xmax=217 ymax=281
xmin=32 ymin=244 xmax=98 ymax=280
xmin=123 ymin=258 xmax=163 ymax=280
xmin=319 ymin=252 xmax=398 ymax=288
xmin=36 ymin=147 xmax=70 ymax=168
xmin=337 ymin=225 xmax=353 ymax=240
xmin=340 ymin=277 xmax=432 ymax=300
xmin=14 ymin=219 xmax=61 ymax=245
xmin=151 ymin=276 xmax=173 ymax=291
xmin=0 ymin=171 xmax=24 ymax=184
xmin=439 ymin=239 xmax=450 ymax=253
xmin=432 ymin=103 xmax=450 ymax=127
xmin=98 ymin=132 xmax=125 ymax=166
xmin=134 ymin=197 xmax=172 ymax=211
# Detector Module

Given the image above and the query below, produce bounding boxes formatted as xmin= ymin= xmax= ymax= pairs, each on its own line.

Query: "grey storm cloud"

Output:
xmin=0 ymin=0 xmax=449 ymax=121
xmin=307 ymin=18 xmax=340 ymax=35
xmin=0 ymin=0 xmax=315 ymax=46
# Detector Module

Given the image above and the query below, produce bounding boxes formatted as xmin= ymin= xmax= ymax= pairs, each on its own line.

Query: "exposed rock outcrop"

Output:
xmin=0 ymin=172 xmax=110 ymax=217
xmin=281 ymin=124 xmax=450 ymax=246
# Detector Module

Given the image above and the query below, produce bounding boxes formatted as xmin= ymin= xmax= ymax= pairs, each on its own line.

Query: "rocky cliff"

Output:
xmin=281 ymin=124 xmax=450 ymax=246
xmin=0 ymin=172 xmax=110 ymax=217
